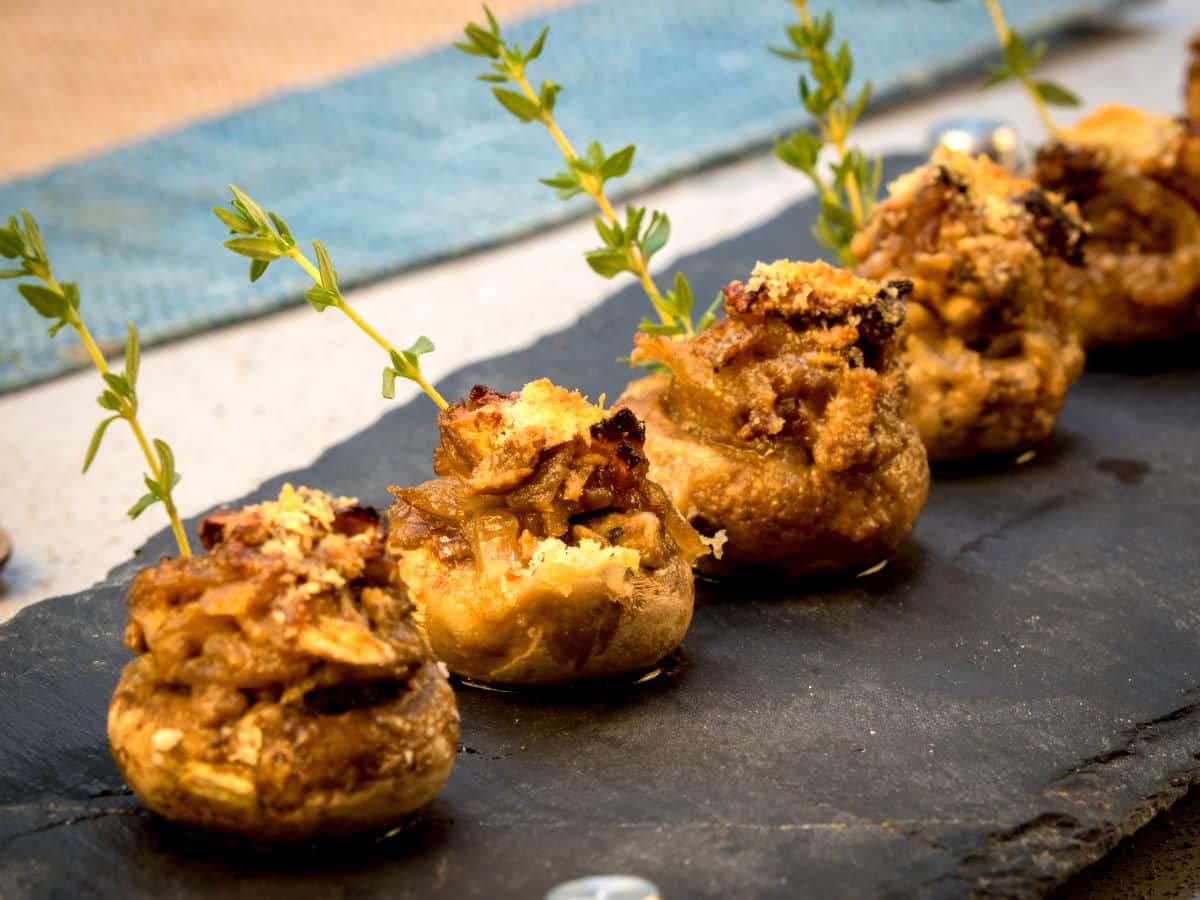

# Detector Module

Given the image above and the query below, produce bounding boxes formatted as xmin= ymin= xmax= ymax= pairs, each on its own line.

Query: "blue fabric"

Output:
xmin=0 ymin=0 xmax=1122 ymax=391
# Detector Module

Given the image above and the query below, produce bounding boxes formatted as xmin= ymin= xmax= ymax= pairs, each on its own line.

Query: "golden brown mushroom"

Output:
xmin=852 ymin=148 xmax=1086 ymax=462
xmin=108 ymin=485 xmax=458 ymax=842
xmin=387 ymin=379 xmax=707 ymax=686
xmin=618 ymin=259 xmax=929 ymax=578
xmin=1033 ymin=102 xmax=1200 ymax=346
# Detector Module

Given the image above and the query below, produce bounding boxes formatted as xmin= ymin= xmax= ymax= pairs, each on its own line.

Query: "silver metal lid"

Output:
xmin=545 ymin=875 xmax=662 ymax=900
xmin=927 ymin=117 xmax=1021 ymax=169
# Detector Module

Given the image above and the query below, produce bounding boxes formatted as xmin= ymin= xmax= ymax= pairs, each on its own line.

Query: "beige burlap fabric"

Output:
xmin=3 ymin=0 xmax=573 ymax=181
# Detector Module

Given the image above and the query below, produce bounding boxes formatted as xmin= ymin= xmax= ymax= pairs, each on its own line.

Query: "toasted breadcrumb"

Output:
xmin=1058 ymin=104 xmax=1183 ymax=173
xmin=741 ymin=259 xmax=901 ymax=319
xmin=501 ymin=378 xmax=607 ymax=444
xmin=522 ymin=537 xmax=641 ymax=600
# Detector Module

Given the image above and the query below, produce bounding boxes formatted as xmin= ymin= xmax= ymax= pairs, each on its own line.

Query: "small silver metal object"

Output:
xmin=927 ymin=117 xmax=1021 ymax=169
xmin=545 ymin=874 xmax=662 ymax=900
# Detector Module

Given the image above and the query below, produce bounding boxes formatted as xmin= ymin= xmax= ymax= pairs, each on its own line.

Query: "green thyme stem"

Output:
xmin=70 ymin=321 xmax=191 ymax=557
xmin=453 ymin=7 xmax=715 ymax=352
xmin=506 ymin=66 xmax=683 ymax=332
xmin=772 ymin=1 xmax=880 ymax=264
xmin=216 ymin=187 xmax=446 ymax=410
xmin=792 ymin=0 xmax=866 ymax=227
xmin=457 ymin=6 xmax=714 ymax=346
xmin=982 ymin=0 xmax=1060 ymax=135
xmin=3 ymin=218 xmax=192 ymax=558
xmin=284 ymin=247 xmax=448 ymax=409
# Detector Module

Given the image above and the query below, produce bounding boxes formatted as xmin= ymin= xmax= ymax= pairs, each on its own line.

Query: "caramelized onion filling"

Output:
xmin=388 ymin=380 xmax=706 ymax=577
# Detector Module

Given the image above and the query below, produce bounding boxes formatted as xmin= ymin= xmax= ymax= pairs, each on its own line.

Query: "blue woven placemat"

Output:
xmin=0 ymin=0 xmax=1120 ymax=392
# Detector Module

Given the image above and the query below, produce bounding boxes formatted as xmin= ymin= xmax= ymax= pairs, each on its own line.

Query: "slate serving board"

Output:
xmin=2 ymin=155 xmax=1199 ymax=899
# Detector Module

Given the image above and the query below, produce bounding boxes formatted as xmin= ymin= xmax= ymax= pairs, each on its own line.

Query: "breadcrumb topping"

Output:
xmin=887 ymin=147 xmax=1038 ymax=237
xmin=1059 ymin=103 xmax=1182 ymax=172
xmin=740 ymin=259 xmax=903 ymax=319
xmin=130 ymin=484 xmax=414 ymax=681
xmin=249 ymin=483 xmax=361 ymax=560
xmin=521 ymin=537 xmax=641 ymax=599
xmin=501 ymin=378 xmax=606 ymax=444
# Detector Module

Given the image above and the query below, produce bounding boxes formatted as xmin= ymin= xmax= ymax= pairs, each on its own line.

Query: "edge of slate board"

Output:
xmin=3 ymin=154 xmax=1200 ymax=898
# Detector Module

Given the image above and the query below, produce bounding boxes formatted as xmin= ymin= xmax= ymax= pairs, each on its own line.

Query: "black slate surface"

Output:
xmin=3 ymin=155 xmax=1200 ymax=899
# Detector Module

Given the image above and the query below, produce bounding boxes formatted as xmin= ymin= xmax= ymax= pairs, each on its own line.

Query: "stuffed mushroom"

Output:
xmin=618 ymin=259 xmax=929 ymax=578
xmin=108 ymin=484 xmax=458 ymax=842
xmin=852 ymin=148 xmax=1086 ymax=462
xmin=1033 ymin=88 xmax=1200 ymax=345
xmin=387 ymin=379 xmax=707 ymax=686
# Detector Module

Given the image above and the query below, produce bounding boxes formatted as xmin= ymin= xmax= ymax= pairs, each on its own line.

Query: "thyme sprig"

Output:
xmin=978 ymin=0 xmax=1079 ymax=136
xmin=1 ymin=212 xmax=191 ymax=556
xmin=771 ymin=0 xmax=881 ymax=266
xmin=456 ymin=5 xmax=719 ymax=343
xmin=214 ymin=187 xmax=446 ymax=409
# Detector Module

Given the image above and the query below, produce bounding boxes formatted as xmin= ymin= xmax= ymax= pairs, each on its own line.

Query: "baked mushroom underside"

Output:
xmin=109 ymin=654 xmax=458 ymax=841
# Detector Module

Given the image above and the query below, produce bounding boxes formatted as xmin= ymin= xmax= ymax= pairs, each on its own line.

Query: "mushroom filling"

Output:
xmin=630 ymin=261 xmax=912 ymax=470
xmin=387 ymin=380 xmax=706 ymax=581
xmin=302 ymin=674 xmax=416 ymax=716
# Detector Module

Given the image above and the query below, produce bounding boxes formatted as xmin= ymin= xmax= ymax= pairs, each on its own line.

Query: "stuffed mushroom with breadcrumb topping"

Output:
xmin=108 ymin=485 xmax=458 ymax=842
xmin=1032 ymin=46 xmax=1200 ymax=346
xmin=852 ymin=148 xmax=1086 ymax=462
xmin=618 ymin=259 xmax=929 ymax=578
xmin=387 ymin=379 xmax=708 ymax=686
